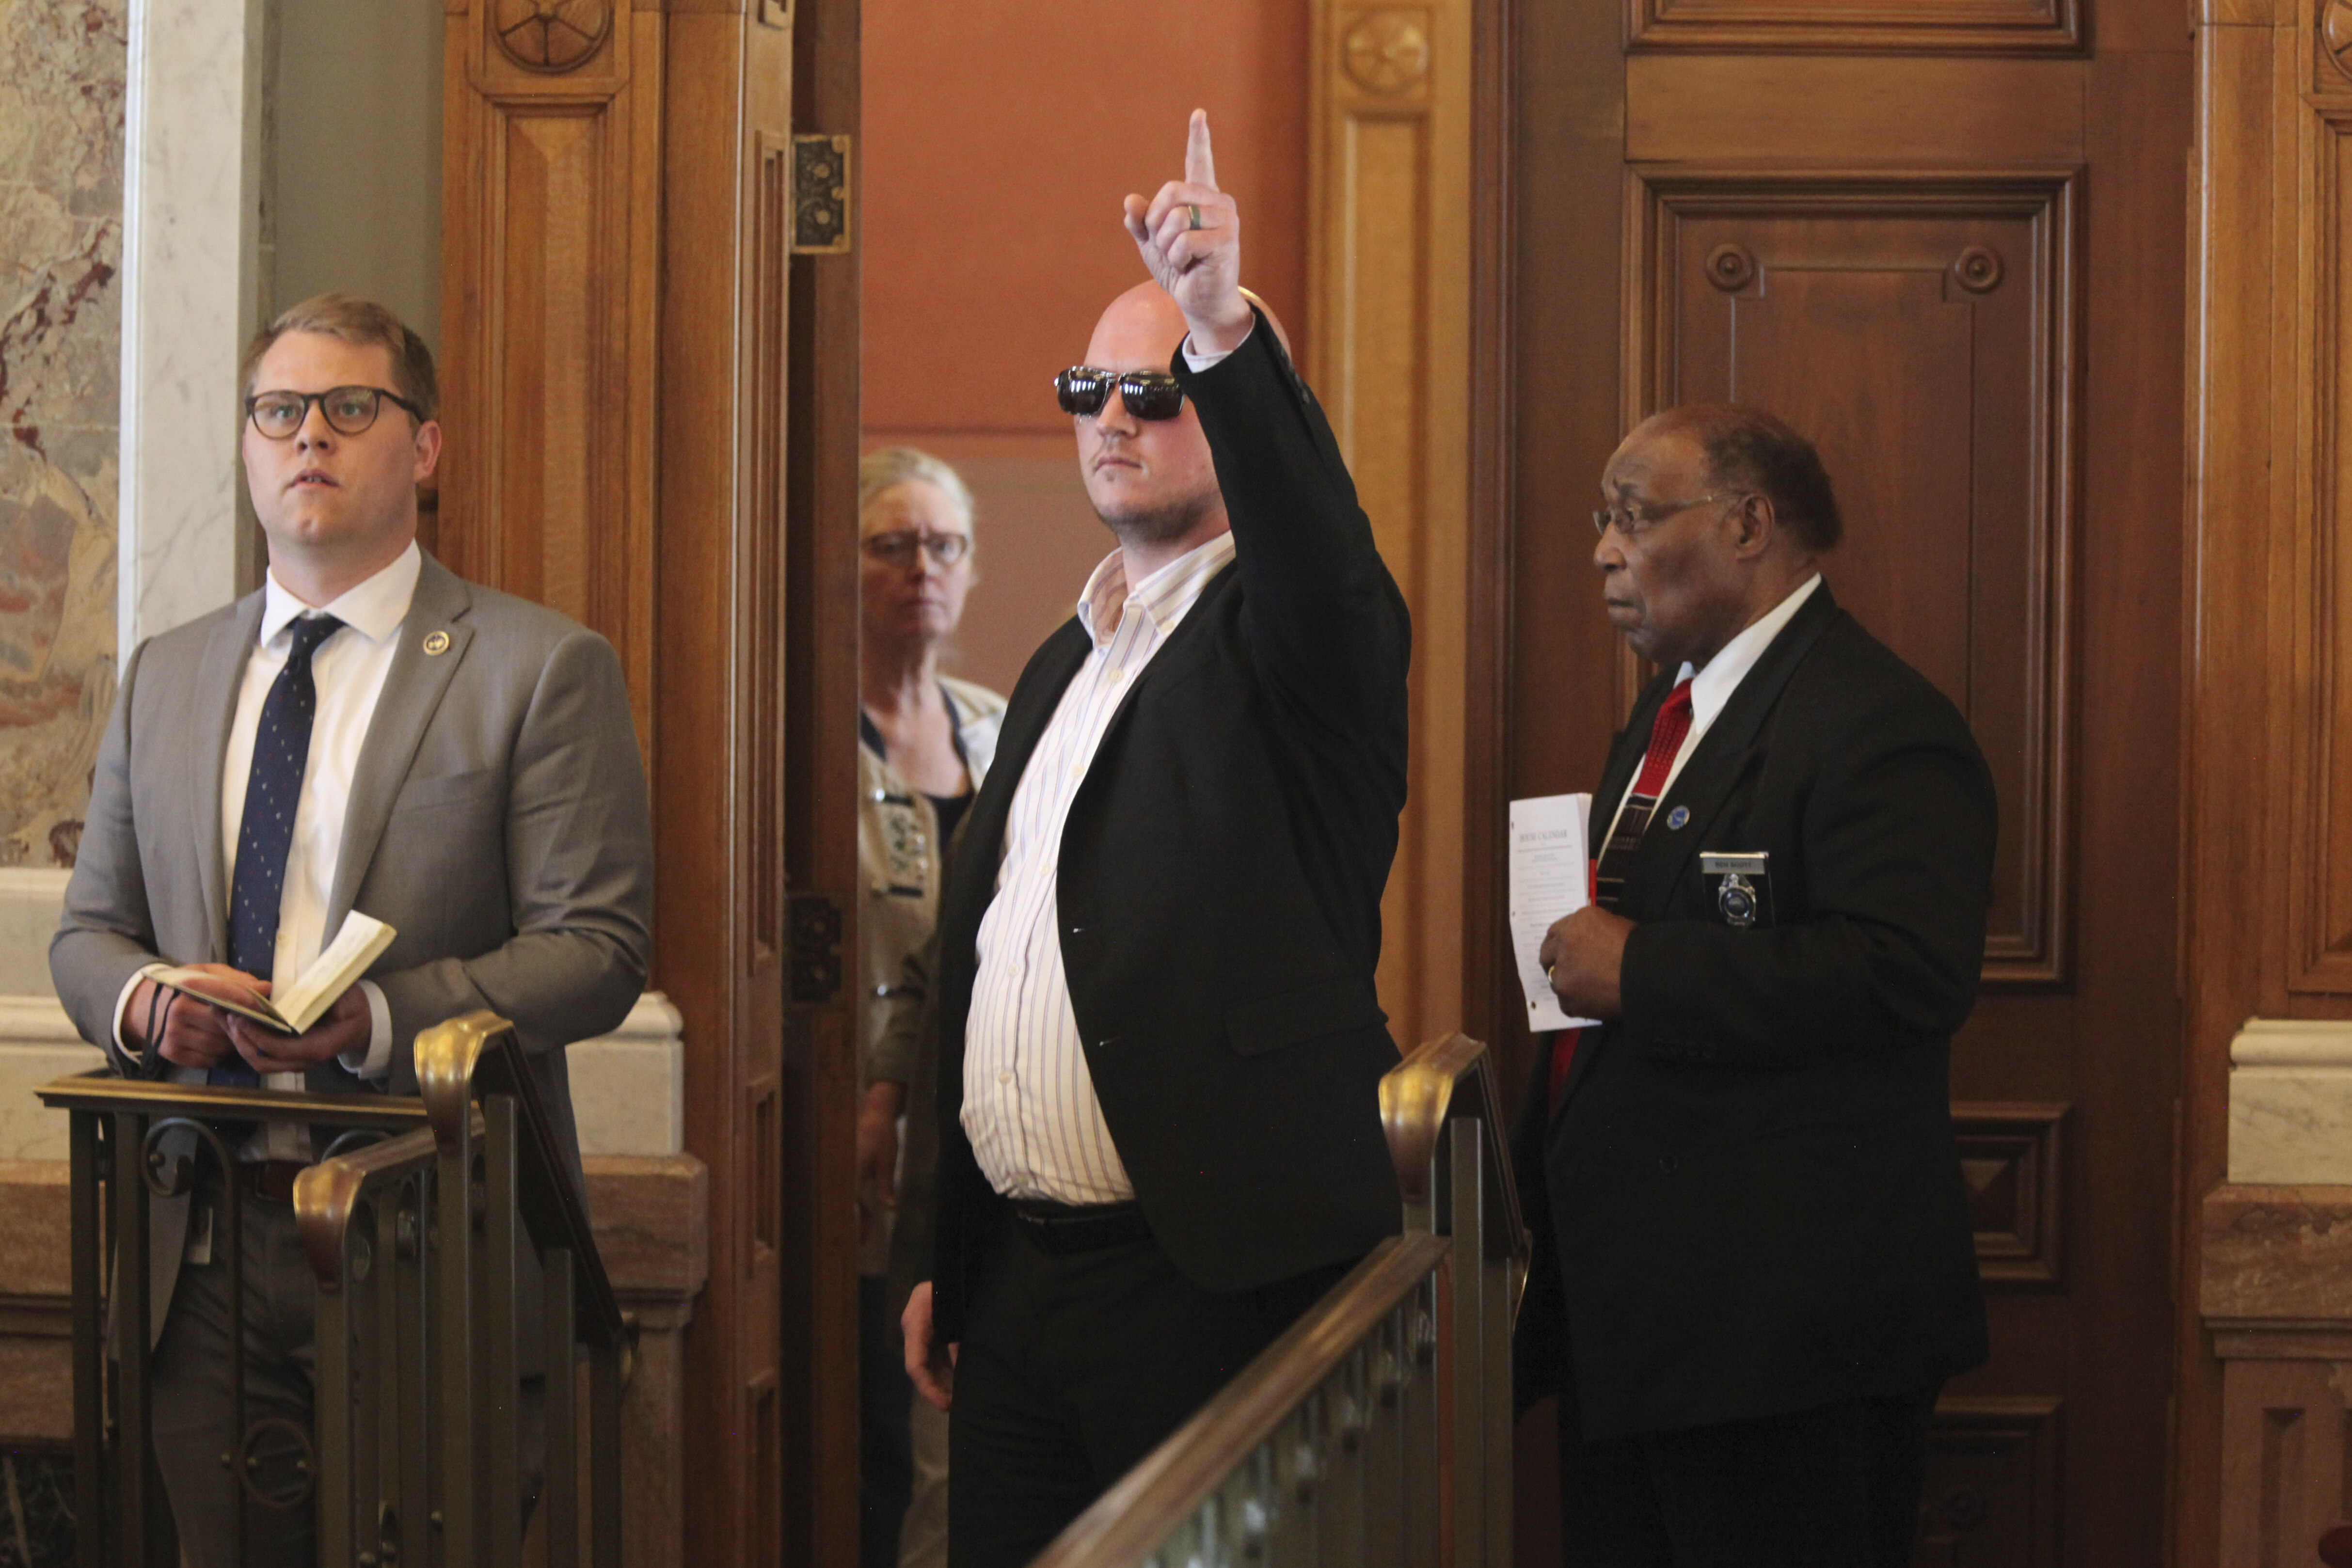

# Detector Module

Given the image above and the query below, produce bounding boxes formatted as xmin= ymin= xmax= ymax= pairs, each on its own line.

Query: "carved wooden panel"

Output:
xmin=2213 ymin=1358 xmax=2352 ymax=1568
xmin=1916 ymin=1396 xmax=2063 ymax=1568
xmin=2285 ymin=111 xmax=2352 ymax=994
xmin=1310 ymin=0 xmax=1472 ymax=1046
xmin=1627 ymin=0 xmax=2081 ymax=57
xmin=1625 ymin=168 xmax=2080 ymax=985
xmin=1953 ymin=1101 xmax=2066 ymax=1287
xmin=747 ymin=1074 xmax=780 ymax=1268
xmin=438 ymin=5 xmax=658 ymax=755
xmin=2319 ymin=0 xmax=2352 ymax=95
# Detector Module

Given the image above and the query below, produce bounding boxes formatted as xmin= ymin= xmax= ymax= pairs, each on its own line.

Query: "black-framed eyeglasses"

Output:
xmin=1053 ymin=366 xmax=1186 ymax=421
xmin=861 ymin=530 xmax=972 ymax=568
xmin=1592 ymin=491 xmax=1746 ymax=539
xmin=245 ymin=385 xmax=424 ymax=441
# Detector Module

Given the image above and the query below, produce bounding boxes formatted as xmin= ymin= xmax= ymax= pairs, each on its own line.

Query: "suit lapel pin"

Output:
xmin=422 ymin=630 xmax=451 ymax=656
xmin=1665 ymin=805 xmax=1690 ymax=830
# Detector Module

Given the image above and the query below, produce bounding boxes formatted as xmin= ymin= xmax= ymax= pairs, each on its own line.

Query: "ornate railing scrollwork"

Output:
xmin=41 ymin=1010 xmax=624 ymax=1568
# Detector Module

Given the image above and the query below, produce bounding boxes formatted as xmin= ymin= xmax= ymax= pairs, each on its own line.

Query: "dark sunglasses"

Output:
xmin=1053 ymin=366 xmax=1186 ymax=421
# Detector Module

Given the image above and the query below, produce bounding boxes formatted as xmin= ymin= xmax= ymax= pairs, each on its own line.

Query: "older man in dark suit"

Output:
xmin=1520 ymin=406 xmax=1993 ymax=1567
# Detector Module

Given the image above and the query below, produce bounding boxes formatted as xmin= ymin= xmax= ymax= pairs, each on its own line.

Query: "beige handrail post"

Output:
xmin=1381 ymin=1031 xmax=1529 ymax=1568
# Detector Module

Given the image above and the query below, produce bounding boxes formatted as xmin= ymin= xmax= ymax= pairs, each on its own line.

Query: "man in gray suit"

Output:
xmin=50 ymin=292 xmax=652 ymax=1568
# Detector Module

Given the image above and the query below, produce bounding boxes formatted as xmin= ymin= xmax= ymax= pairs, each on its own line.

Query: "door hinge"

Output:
xmin=791 ymin=134 xmax=853 ymax=255
xmin=787 ymin=892 xmax=844 ymax=1007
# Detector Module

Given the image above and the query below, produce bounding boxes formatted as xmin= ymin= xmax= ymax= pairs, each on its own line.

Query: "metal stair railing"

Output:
xmin=40 ymin=1009 xmax=625 ymax=1568
xmin=1026 ymin=1030 xmax=1531 ymax=1568
xmin=294 ymin=1011 xmax=626 ymax=1568
xmin=40 ymin=1065 xmax=428 ymax=1567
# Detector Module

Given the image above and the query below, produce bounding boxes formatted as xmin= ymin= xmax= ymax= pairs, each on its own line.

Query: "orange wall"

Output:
xmin=860 ymin=0 xmax=1311 ymax=697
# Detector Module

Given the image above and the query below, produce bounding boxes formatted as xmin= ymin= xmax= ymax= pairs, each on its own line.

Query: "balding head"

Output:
xmin=1083 ymin=283 xmax=1294 ymax=373
xmin=1086 ymin=283 xmax=1193 ymax=378
xmin=1593 ymin=404 xmax=1828 ymax=670
xmin=1638 ymin=404 xmax=1842 ymax=553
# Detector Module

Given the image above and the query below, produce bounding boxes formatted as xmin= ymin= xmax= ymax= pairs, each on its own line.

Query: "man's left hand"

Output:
xmin=223 ymin=984 xmax=372 ymax=1075
xmin=1123 ymin=111 xmax=1253 ymax=356
xmin=1540 ymin=906 xmax=1634 ymax=1021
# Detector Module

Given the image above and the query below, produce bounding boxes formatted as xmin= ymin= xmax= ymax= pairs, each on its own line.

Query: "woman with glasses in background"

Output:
xmin=853 ymin=446 xmax=1004 ymax=1568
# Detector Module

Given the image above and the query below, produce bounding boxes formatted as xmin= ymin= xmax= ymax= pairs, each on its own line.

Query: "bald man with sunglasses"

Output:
xmin=899 ymin=112 xmax=1411 ymax=1567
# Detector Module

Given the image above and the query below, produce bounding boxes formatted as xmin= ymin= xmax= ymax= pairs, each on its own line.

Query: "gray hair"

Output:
xmin=858 ymin=446 xmax=975 ymax=532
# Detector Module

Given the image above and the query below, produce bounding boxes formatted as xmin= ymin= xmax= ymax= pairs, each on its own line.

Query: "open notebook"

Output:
xmin=152 ymin=912 xmax=396 ymax=1036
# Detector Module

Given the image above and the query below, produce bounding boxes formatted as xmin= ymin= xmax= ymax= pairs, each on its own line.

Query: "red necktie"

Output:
xmin=1548 ymin=679 xmax=1695 ymax=1112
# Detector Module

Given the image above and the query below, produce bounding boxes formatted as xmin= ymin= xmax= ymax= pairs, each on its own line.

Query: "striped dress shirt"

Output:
xmin=963 ymin=530 xmax=1240 ymax=1205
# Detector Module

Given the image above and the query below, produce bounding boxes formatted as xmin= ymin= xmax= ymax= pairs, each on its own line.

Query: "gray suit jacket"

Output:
xmin=51 ymin=551 xmax=653 ymax=1340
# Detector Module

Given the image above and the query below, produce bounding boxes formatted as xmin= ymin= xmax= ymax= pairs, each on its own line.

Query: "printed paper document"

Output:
xmin=1509 ymin=793 xmax=1599 ymax=1033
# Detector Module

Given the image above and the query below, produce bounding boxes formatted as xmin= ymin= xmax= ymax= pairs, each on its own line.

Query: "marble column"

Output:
xmin=0 ymin=0 xmax=127 ymax=868
xmin=115 ymin=0 xmax=265 ymax=652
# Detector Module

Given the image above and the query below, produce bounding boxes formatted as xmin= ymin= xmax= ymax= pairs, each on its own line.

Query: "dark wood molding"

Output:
xmin=1921 ymin=1395 xmax=2066 ymax=1568
xmin=1621 ymin=164 xmax=2082 ymax=987
xmin=1954 ymin=1101 xmax=2069 ymax=1288
xmin=1625 ymin=0 xmax=2083 ymax=56
xmin=1464 ymin=0 xmax=1519 ymax=1083
xmin=782 ymin=0 xmax=864 ymax=1561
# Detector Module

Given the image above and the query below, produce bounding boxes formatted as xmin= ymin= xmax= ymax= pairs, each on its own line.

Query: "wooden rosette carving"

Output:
xmin=1342 ymin=10 xmax=1432 ymax=95
xmin=494 ymin=0 xmax=612 ymax=75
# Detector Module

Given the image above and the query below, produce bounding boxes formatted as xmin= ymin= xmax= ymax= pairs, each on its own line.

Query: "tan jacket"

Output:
xmin=857 ymin=675 xmax=1003 ymax=1274
xmin=858 ymin=675 xmax=1006 ymax=1070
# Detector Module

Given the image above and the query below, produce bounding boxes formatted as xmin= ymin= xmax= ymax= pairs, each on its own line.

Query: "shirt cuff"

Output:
xmin=338 ymin=981 xmax=394 ymax=1080
xmin=110 ymin=963 xmax=168 ymax=1069
xmin=1181 ymin=319 xmax=1255 ymax=373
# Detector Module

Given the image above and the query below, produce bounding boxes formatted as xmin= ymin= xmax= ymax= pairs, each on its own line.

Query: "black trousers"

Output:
xmin=1555 ymin=1385 xmax=1940 ymax=1568
xmin=945 ymin=1214 xmax=1344 ymax=1568
xmin=861 ymin=1274 xmax=916 ymax=1568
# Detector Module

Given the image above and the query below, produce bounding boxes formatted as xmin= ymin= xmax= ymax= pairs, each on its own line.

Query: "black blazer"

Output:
xmin=927 ymin=319 xmax=1411 ymax=1339
xmin=1513 ymin=584 xmax=1994 ymax=1441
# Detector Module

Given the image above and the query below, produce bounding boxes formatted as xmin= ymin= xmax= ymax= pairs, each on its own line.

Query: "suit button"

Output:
xmin=1658 ymin=1156 xmax=1679 ymax=1174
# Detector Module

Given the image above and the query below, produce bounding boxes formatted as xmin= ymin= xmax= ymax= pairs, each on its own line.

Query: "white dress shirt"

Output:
xmin=963 ymin=531 xmax=1240 ymax=1205
xmin=1599 ymin=573 xmax=1823 ymax=848
xmin=113 ymin=543 xmax=418 ymax=1155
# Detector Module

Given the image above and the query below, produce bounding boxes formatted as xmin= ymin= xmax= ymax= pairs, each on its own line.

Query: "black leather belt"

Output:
xmin=1009 ymin=1199 xmax=1151 ymax=1255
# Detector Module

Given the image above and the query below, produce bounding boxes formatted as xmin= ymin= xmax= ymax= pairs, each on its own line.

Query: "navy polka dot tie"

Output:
xmin=210 ymin=614 xmax=345 ymax=1089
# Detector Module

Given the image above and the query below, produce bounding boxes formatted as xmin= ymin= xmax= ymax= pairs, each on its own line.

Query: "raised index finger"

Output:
xmin=1185 ymin=109 xmax=1217 ymax=191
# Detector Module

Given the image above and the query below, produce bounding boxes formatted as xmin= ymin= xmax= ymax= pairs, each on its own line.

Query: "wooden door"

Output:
xmin=438 ymin=1 xmax=862 ymax=1562
xmin=1472 ymin=0 xmax=2190 ymax=1558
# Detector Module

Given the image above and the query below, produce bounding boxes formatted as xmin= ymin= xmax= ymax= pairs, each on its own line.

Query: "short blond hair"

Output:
xmin=858 ymin=447 xmax=974 ymax=532
xmin=240 ymin=293 xmax=438 ymax=422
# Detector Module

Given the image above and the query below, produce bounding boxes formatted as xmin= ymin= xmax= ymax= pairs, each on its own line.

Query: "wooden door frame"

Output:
xmin=782 ymin=0 xmax=864 ymax=1562
xmin=1464 ymin=0 xmax=1516 ymax=1080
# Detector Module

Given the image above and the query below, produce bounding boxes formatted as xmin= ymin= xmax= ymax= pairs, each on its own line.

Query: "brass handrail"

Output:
xmin=1379 ymin=1029 xmax=1530 ymax=1316
xmin=1027 ymin=1234 xmax=1452 ymax=1568
xmin=324 ymin=1010 xmax=626 ymax=1348
xmin=37 ymin=1068 xmax=430 ymax=1129
xmin=1030 ymin=1030 xmax=1530 ymax=1568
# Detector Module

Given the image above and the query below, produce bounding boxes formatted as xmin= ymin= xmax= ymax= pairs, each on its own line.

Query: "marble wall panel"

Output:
xmin=0 ymin=0 xmax=124 ymax=870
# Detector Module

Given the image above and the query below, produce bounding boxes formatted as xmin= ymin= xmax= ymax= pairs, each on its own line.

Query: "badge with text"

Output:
xmin=1700 ymin=851 xmax=1772 ymax=928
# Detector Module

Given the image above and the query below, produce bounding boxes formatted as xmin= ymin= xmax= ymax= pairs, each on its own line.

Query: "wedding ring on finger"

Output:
xmin=1186 ymin=204 xmax=1205 ymax=231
